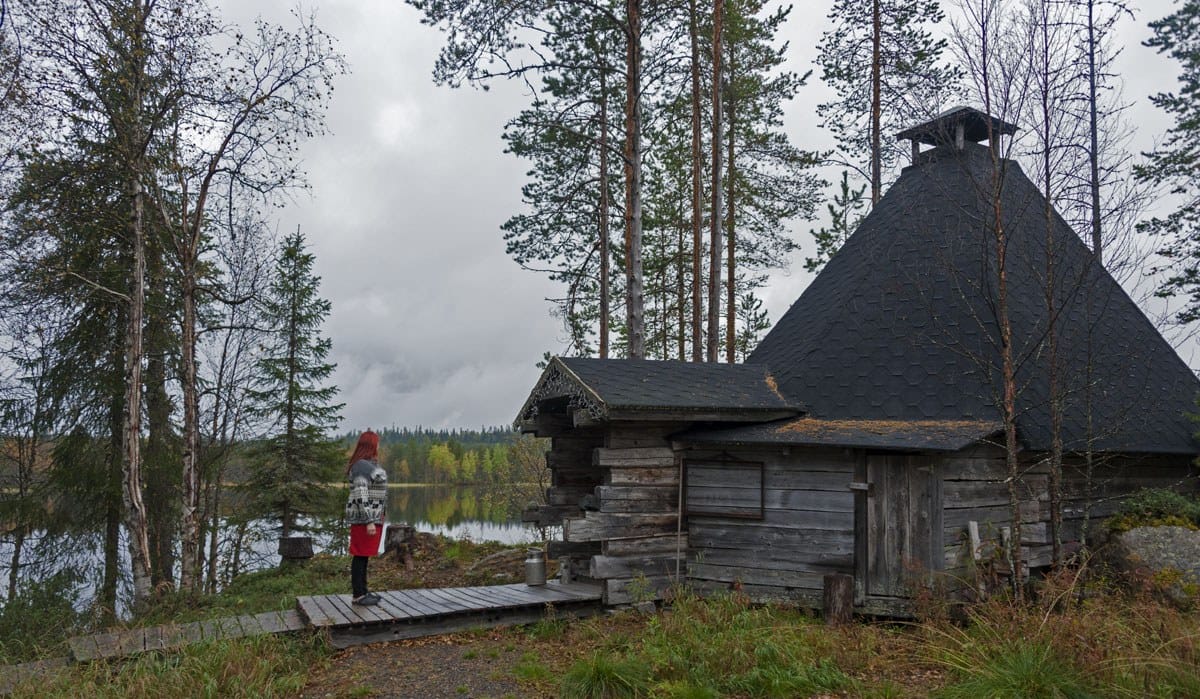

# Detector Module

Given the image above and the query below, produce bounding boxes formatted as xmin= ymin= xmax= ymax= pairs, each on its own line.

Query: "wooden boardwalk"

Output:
xmin=0 ymin=581 xmax=603 ymax=693
xmin=297 ymin=581 xmax=603 ymax=648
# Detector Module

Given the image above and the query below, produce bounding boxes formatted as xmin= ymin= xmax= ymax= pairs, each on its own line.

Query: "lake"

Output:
xmin=0 ymin=483 xmax=548 ymax=610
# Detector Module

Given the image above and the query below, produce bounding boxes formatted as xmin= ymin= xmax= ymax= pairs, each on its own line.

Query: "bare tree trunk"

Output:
xmin=7 ymin=525 xmax=23 ymax=601
xmin=677 ymin=216 xmax=686 ymax=360
xmin=689 ymin=0 xmax=704 ymax=362
xmin=179 ymin=263 xmax=201 ymax=591
xmin=1037 ymin=6 xmax=1064 ymax=567
xmin=623 ymin=0 xmax=645 ymax=359
xmin=1086 ymin=0 xmax=1103 ymax=264
xmin=870 ymin=0 xmax=882 ymax=206
xmin=599 ymin=65 xmax=611 ymax=359
xmin=725 ymin=82 xmax=736 ymax=364
xmin=707 ymin=0 xmax=724 ymax=363
xmin=122 ymin=157 xmax=154 ymax=608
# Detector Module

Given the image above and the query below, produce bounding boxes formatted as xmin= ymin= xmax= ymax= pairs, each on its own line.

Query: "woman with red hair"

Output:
xmin=345 ymin=430 xmax=387 ymax=605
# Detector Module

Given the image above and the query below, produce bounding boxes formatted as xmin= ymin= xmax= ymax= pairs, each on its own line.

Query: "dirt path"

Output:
xmin=299 ymin=629 xmax=557 ymax=699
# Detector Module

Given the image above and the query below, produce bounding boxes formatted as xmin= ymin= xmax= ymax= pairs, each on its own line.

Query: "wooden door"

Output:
xmin=860 ymin=454 xmax=942 ymax=598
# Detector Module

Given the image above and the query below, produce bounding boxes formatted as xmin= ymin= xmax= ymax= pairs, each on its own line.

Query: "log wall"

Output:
xmin=683 ymin=447 xmax=856 ymax=606
xmin=536 ymin=421 xmax=687 ymax=605
xmin=940 ymin=446 xmax=1199 ymax=573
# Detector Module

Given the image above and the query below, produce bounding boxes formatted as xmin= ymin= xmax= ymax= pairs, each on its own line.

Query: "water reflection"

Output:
xmin=384 ymin=484 xmax=543 ymax=545
xmin=0 ymin=483 xmax=546 ymax=613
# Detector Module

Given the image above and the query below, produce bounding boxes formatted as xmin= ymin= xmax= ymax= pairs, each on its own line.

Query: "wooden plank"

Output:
xmin=66 ymin=634 xmax=102 ymax=662
xmin=554 ymin=582 xmax=603 ymax=600
xmin=595 ymin=447 xmax=675 ymax=461
xmin=312 ymin=594 xmax=352 ymax=627
xmin=329 ymin=603 xmax=601 ymax=650
xmin=603 ymin=534 xmax=686 ymax=556
xmin=589 ymin=553 xmax=683 ymax=579
xmin=689 ymin=547 xmax=851 ymax=572
xmin=234 ymin=614 xmax=267 ymax=636
xmin=438 ymin=587 xmax=490 ymax=611
xmin=688 ymin=562 xmax=825 ymax=591
xmin=606 ymin=467 xmax=678 ymax=486
xmin=456 ymin=585 xmax=524 ymax=608
xmin=404 ymin=589 xmax=460 ymax=615
xmin=689 ymin=522 xmax=853 ymax=553
xmin=425 ymin=588 xmax=471 ymax=612
xmin=141 ymin=625 xmax=167 ymax=652
xmin=548 ymin=540 xmax=602 ymax=558
xmin=370 ymin=592 xmax=416 ymax=620
xmin=387 ymin=590 xmax=444 ymax=617
xmin=297 ymin=596 xmax=334 ymax=627
xmin=324 ymin=594 xmax=368 ymax=627
xmin=853 ymin=450 xmax=867 ymax=605
xmin=565 ymin=512 xmax=678 ymax=541
xmin=336 ymin=595 xmax=391 ymax=624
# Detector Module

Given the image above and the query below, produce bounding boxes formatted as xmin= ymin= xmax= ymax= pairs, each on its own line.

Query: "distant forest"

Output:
xmin=338 ymin=427 xmax=535 ymax=484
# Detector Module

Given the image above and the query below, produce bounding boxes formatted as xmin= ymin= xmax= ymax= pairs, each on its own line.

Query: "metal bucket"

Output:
xmin=524 ymin=547 xmax=546 ymax=586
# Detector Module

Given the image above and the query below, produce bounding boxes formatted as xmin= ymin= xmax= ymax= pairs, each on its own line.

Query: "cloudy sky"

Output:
xmin=218 ymin=0 xmax=1184 ymax=432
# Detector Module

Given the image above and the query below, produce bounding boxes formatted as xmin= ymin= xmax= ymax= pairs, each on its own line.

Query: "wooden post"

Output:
xmin=823 ymin=573 xmax=854 ymax=626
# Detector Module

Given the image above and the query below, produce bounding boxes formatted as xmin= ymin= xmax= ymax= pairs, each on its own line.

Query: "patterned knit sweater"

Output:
xmin=345 ymin=459 xmax=387 ymax=525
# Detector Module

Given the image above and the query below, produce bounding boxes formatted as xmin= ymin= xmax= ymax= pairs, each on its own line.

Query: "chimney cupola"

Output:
xmin=895 ymin=106 xmax=1018 ymax=164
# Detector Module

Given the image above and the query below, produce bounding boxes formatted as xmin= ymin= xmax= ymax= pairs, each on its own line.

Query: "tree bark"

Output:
xmin=179 ymin=257 xmax=201 ymax=590
xmin=623 ymin=0 xmax=645 ymax=359
xmin=599 ymin=64 xmax=611 ymax=359
xmin=870 ymin=0 xmax=882 ymax=206
xmin=122 ymin=154 xmax=154 ymax=607
xmin=707 ymin=0 xmax=724 ymax=363
xmin=1087 ymin=0 xmax=1103 ymax=264
xmin=725 ymin=76 xmax=736 ymax=364
xmin=689 ymin=0 xmax=704 ymax=362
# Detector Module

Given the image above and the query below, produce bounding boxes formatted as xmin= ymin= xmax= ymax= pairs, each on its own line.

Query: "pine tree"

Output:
xmin=817 ymin=0 xmax=958 ymax=204
xmin=246 ymin=229 xmax=344 ymax=539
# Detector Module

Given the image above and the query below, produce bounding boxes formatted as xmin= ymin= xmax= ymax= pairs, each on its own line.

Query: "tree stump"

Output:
xmin=278 ymin=536 xmax=314 ymax=562
xmin=385 ymin=524 xmax=417 ymax=571
xmin=823 ymin=573 xmax=854 ymax=626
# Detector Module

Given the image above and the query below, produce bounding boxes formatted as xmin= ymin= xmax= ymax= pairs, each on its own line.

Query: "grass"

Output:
xmin=8 ymin=632 xmax=329 ymax=698
xmin=919 ymin=571 xmax=1200 ymax=699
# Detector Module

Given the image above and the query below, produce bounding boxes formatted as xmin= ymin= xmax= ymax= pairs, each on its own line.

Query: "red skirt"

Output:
xmin=349 ymin=523 xmax=383 ymax=557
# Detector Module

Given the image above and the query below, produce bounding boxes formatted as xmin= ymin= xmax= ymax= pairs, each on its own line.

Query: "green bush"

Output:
xmin=0 ymin=571 xmax=85 ymax=663
xmin=1108 ymin=488 xmax=1200 ymax=532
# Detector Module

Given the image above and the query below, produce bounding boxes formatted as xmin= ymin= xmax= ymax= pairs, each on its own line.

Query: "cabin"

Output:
xmin=515 ymin=107 xmax=1200 ymax=614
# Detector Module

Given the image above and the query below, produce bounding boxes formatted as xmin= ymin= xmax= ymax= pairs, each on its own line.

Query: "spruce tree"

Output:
xmin=246 ymin=229 xmax=344 ymax=539
xmin=1138 ymin=3 xmax=1200 ymax=322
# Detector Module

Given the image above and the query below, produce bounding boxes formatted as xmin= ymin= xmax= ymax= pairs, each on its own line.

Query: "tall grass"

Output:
xmin=922 ymin=571 xmax=1200 ymax=699
xmin=559 ymin=590 xmax=855 ymax=698
xmin=8 ymin=632 xmax=329 ymax=698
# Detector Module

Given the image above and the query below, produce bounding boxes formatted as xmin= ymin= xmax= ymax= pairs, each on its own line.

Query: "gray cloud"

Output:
xmin=222 ymin=0 xmax=1193 ymax=431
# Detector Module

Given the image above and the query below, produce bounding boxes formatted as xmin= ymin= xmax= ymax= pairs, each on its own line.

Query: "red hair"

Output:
xmin=347 ymin=430 xmax=379 ymax=472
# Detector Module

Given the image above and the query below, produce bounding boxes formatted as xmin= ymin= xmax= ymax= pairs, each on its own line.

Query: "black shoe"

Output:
xmin=353 ymin=592 xmax=380 ymax=606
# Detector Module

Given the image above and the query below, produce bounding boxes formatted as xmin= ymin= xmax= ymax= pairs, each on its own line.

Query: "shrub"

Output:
xmin=1108 ymin=488 xmax=1200 ymax=532
xmin=0 ymin=571 xmax=85 ymax=663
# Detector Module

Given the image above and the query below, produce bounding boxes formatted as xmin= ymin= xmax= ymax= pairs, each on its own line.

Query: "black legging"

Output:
xmin=351 ymin=555 xmax=369 ymax=598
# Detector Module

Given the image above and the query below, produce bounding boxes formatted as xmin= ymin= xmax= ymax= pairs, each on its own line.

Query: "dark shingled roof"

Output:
xmin=745 ymin=140 xmax=1200 ymax=454
xmin=680 ymin=418 xmax=1003 ymax=452
xmin=515 ymin=357 xmax=801 ymax=425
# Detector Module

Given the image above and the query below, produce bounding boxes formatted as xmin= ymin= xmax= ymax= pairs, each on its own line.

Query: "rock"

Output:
xmin=1105 ymin=525 xmax=1200 ymax=608
xmin=465 ymin=548 xmax=526 ymax=578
